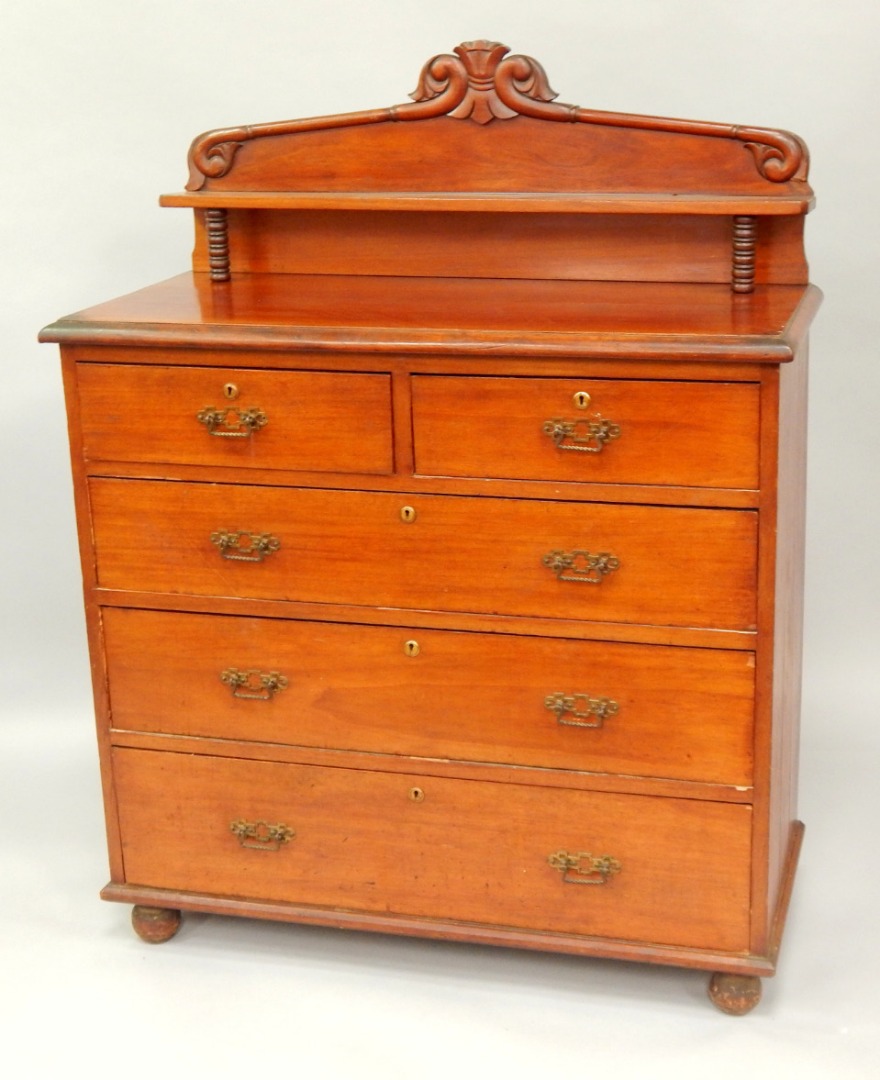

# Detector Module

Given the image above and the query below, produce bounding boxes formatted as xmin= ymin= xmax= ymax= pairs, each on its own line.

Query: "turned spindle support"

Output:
xmin=206 ymin=207 xmax=231 ymax=282
xmin=732 ymin=215 xmax=757 ymax=293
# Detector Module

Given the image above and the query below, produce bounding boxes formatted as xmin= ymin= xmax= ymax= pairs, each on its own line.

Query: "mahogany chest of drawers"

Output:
xmin=41 ymin=41 xmax=819 ymax=1014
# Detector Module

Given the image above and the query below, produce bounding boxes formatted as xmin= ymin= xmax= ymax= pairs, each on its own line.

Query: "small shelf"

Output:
xmin=159 ymin=190 xmax=813 ymax=216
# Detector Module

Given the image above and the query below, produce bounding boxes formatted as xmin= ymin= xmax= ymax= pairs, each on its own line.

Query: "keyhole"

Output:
xmin=404 ymin=640 xmax=420 ymax=657
xmin=573 ymin=391 xmax=591 ymax=410
xmin=409 ymin=787 xmax=425 ymax=802
xmin=400 ymin=506 xmax=417 ymax=523
xmin=224 ymin=383 xmax=239 ymax=400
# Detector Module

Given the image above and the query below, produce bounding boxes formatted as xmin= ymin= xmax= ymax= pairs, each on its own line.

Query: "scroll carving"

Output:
xmin=410 ymin=40 xmax=556 ymax=124
xmin=185 ymin=40 xmax=807 ymax=189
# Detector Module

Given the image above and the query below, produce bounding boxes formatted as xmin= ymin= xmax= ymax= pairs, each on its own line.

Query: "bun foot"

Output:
xmin=131 ymin=905 xmax=182 ymax=944
xmin=707 ymin=972 xmax=762 ymax=1015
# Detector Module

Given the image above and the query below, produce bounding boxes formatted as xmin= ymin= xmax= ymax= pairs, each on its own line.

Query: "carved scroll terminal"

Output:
xmin=185 ymin=40 xmax=807 ymax=189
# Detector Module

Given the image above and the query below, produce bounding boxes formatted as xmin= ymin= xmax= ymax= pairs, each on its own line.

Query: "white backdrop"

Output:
xmin=3 ymin=2 xmax=878 ymax=1076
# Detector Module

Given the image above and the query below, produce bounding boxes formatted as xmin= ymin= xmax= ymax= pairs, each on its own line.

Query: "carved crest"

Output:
xmin=186 ymin=40 xmax=807 ymax=190
xmin=410 ymin=40 xmax=557 ymax=124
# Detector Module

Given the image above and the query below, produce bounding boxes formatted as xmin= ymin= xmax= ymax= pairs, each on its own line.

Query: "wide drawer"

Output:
xmin=90 ymin=479 xmax=758 ymax=630
xmin=113 ymin=748 xmax=752 ymax=951
xmin=104 ymin=608 xmax=754 ymax=785
xmin=412 ymin=375 xmax=760 ymax=489
xmin=76 ymin=363 xmax=393 ymax=474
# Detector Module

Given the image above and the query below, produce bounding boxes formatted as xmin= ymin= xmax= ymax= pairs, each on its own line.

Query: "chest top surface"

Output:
xmin=41 ymin=38 xmax=818 ymax=357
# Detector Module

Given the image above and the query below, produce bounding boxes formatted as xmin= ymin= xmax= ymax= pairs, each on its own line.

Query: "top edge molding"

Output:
xmin=185 ymin=40 xmax=809 ymax=192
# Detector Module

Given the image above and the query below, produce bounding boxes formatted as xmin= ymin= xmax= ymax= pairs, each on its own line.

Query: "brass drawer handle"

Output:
xmin=542 ymin=417 xmax=621 ymax=453
xmin=230 ymin=820 xmax=295 ymax=851
xmin=544 ymin=692 xmax=619 ymax=728
xmin=210 ymin=530 xmax=280 ymax=562
xmin=220 ymin=668 xmax=288 ymax=700
xmin=548 ymin=850 xmax=622 ymax=885
xmin=197 ymin=405 xmax=268 ymax=437
xmin=542 ymin=549 xmax=619 ymax=584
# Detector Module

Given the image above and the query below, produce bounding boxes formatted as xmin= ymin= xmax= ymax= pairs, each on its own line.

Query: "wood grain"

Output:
xmin=93 ymin=589 xmax=757 ymax=652
xmin=41 ymin=39 xmax=820 ymax=989
xmin=102 ymin=607 xmax=755 ymax=785
xmin=412 ymin=374 xmax=760 ymax=489
xmin=192 ymin=112 xmax=807 ymax=200
xmin=113 ymin=747 xmax=752 ymax=952
xmin=39 ymin=275 xmax=820 ymax=363
xmin=185 ymin=209 xmax=807 ymax=286
xmin=88 ymin=479 xmax=759 ymax=631
xmin=109 ymin=730 xmax=752 ymax=804
xmin=77 ymin=363 xmax=393 ymax=474
xmin=101 ymin=880 xmax=776 ymax=974
xmin=213 ymin=210 xmax=735 ymax=284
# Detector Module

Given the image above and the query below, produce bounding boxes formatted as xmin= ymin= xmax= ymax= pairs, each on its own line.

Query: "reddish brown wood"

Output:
xmin=167 ymin=190 xmax=811 ymax=214
xmin=93 ymin=589 xmax=757 ymax=652
xmin=767 ymin=820 xmax=805 ymax=965
xmin=103 ymin=881 xmax=777 ymax=975
xmin=59 ymin=342 xmax=765 ymax=382
xmin=189 ymin=208 xmax=808 ymax=285
xmin=110 ymin=729 xmax=752 ymax=805
xmin=412 ymin=375 xmax=760 ymax=489
xmin=707 ymin=973 xmax=763 ymax=1015
xmin=212 ymin=210 xmax=739 ymax=284
xmin=733 ymin=215 xmax=758 ymax=293
xmin=184 ymin=41 xmax=809 ymax=196
xmin=39 ymin=274 xmax=821 ymax=362
xmin=59 ymin=353 xmax=125 ymax=883
xmin=205 ymin=208 xmax=230 ymax=281
xmin=766 ymin=347 xmax=809 ymax=936
xmin=42 ymin=40 xmax=819 ymax=1012
xmin=113 ymin=747 xmax=751 ymax=952
xmin=88 ymin=479 xmax=759 ymax=631
xmin=102 ymin=607 xmax=755 ymax=785
xmin=131 ymin=905 xmax=182 ymax=943
xmin=76 ymin=363 xmax=393 ymax=474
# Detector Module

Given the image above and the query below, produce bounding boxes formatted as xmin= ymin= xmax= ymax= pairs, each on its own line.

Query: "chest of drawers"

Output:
xmin=41 ymin=40 xmax=819 ymax=1014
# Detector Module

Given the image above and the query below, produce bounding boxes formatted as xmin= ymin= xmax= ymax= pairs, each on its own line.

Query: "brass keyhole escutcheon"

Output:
xmin=409 ymin=787 xmax=425 ymax=802
xmin=573 ymin=390 xmax=591 ymax=410
xmin=400 ymin=506 xmax=417 ymax=523
xmin=223 ymin=382 xmax=239 ymax=400
xmin=404 ymin=640 xmax=420 ymax=657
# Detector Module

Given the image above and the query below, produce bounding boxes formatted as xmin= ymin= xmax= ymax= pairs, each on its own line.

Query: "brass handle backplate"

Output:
xmin=542 ymin=550 xmax=620 ymax=584
xmin=548 ymin=850 xmax=622 ymax=885
xmin=542 ymin=417 xmax=621 ymax=453
xmin=221 ymin=668 xmax=288 ymax=700
xmin=210 ymin=530 xmax=280 ymax=562
xmin=197 ymin=405 xmax=268 ymax=437
xmin=230 ymin=820 xmax=295 ymax=851
xmin=544 ymin=692 xmax=619 ymax=729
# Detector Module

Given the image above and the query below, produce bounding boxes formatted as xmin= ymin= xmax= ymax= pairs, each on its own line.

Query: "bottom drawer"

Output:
xmin=113 ymin=748 xmax=752 ymax=953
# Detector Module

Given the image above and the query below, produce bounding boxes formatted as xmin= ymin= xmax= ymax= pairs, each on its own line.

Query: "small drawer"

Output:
xmin=90 ymin=479 xmax=758 ymax=630
xmin=113 ymin=748 xmax=752 ymax=952
xmin=76 ymin=362 xmax=393 ymax=474
xmin=412 ymin=376 xmax=760 ymax=489
xmin=104 ymin=609 xmax=755 ymax=786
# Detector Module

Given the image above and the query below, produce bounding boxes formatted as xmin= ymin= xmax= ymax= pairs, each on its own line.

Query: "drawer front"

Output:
xmin=113 ymin=748 xmax=752 ymax=952
xmin=412 ymin=376 xmax=760 ymax=489
xmin=90 ymin=479 xmax=758 ymax=630
xmin=104 ymin=608 xmax=754 ymax=785
xmin=77 ymin=363 xmax=393 ymax=474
